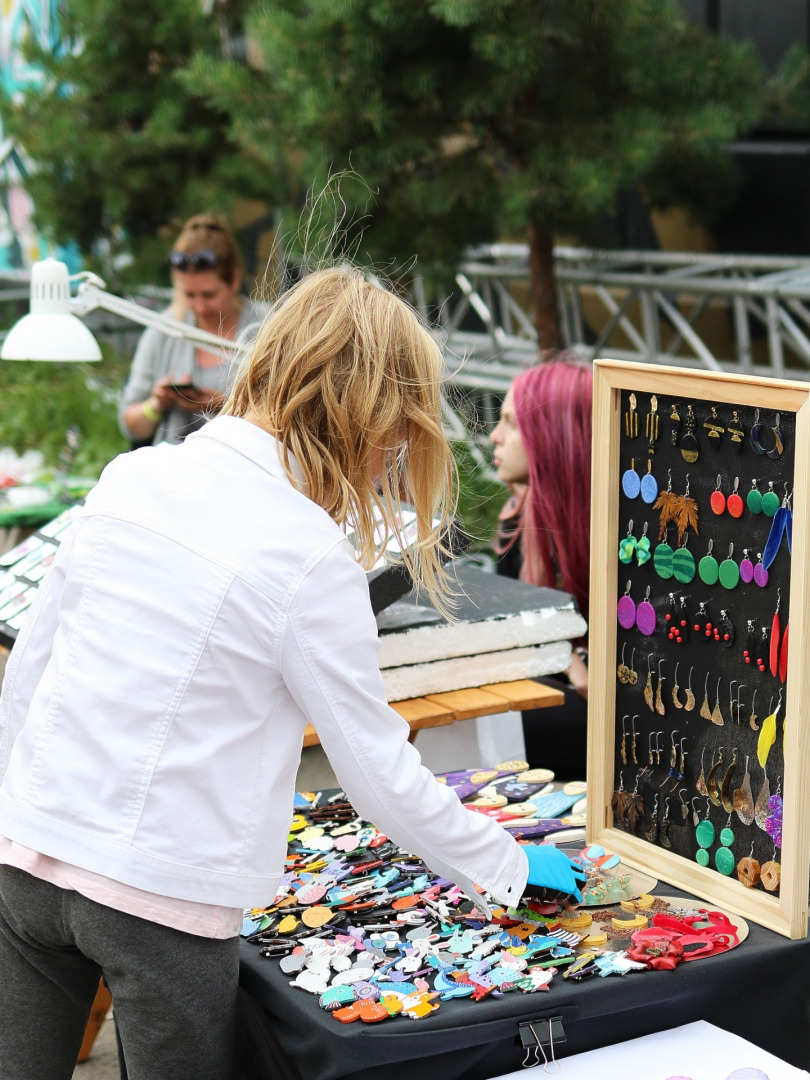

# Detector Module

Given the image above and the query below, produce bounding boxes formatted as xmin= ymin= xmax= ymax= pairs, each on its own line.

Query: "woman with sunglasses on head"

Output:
xmin=119 ymin=214 xmax=254 ymax=446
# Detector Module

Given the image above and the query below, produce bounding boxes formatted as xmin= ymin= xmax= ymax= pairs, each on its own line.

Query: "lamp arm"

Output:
xmin=71 ymin=282 xmax=237 ymax=353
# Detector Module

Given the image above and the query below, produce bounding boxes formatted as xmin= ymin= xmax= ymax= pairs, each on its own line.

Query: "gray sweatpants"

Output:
xmin=0 ymin=865 xmax=240 ymax=1080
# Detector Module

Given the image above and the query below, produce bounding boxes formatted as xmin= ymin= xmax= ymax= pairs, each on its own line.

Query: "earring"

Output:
xmin=760 ymin=847 xmax=781 ymax=893
xmin=770 ymin=589 xmax=782 ymax=677
xmin=678 ymin=788 xmax=690 ymax=820
xmin=703 ymin=405 xmax=724 ymax=449
xmin=622 ymin=458 xmax=641 ymax=499
xmin=683 ymin=666 xmax=695 ymax=712
xmin=756 ymin=625 xmax=769 ymax=674
xmin=727 ymin=411 xmax=745 ymax=452
xmin=617 ymin=580 xmax=636 ymax=629
xmin=619 ymin=520 xmax=637 ymax=564
xmin=673 ymin=739 xmax=687 ymax=790
xmin=779 ymin=622 xmax=789 ymax=684
xmin=743 ymin=620 xmax=757 ymax=667
xmin=753 ymin=551 xmax=769 ymax=588
xmin=655 ymin=660 xmax=666 ymax=716
xmin=720 ymin=748 xmax=737 ymax=813
xmin=643 ymin=655 xmax=654 ymax=712
xmin=694 ymin=601 xmax=712 ymax=640
xmin=659 ymin=798 xmax=673 ymax=849
xmin=669 ymin=403 xmax=680 ymax=445
xmin=716 ymin=609 xmax=735 ymax=648
xmin=711 ymin=677 xmax=725 ymax=726
xmin=695 ymin=747 xmax=708 ymax=796
xmin=749 ymin=688 xmax=759 ymax=731
xmin=654 ymin=730 xmax=664 ymax=767
xmin=680 ymin=404 xmax=700 ymax=463
xmin=750 ymin=409 xmax=784 ymax=460
xmin=647 ymin=731 xmax=656 ymax=767
xmin=765 ymin=781 xmax=783 ymax=850
xmin=636 ymin=522 xmax=651 ymax=565
xmin=739 ymin=549 xmax=754 ymax=584
xmin=666 ymin=594 xmax=688 ymax=645
xmin=636 ymin=586 xmax=656 ymax=636
xmin=642 ymin=794 xmax=659 ymax=843
xmin=625 ymin=393 xmax=639 ymax=438
xmin=747 ymin=478 xmax=762 ymax=515
xmin=756 ymin=689 xmax=782 ymax=769
xmin=714 ymin=815 xmax=736 ymax=876
xmin=695 ymin=799 xmax=714 ymax=866
xmin=761 ymin=481 xmax=779 ymax=517
xmin=617 ymin=642 xmax=631 ymax=683
xmin=727 ymin=477 xmax=744 ymax=518
xmin=672 ymin=535 xmax=696 ymax=584
xmin=653 ymin=526 xmax=674 ymax=579
xmin=612 ymin=771 xmax=628 ymax=830
xmin=699 ymin=672 xmax=711 ymax=720
xmin=736 ymin=684 xmax=746 ymax=726
xmin=707 ymin=748 xmax=724 ymax=807
xmin=733 ymin=755 xmax=755 ymax=826
xmin=641 ymin=462 xmax=659 ymax=505
xmin=620 ymin=717 xmax=628 ymax=765
xmin=631 ymin=716 xmax=638 ymax=765
xmin=763 ymin=487 xmax=792 ymax=572
xmin=718 ymin=544 xmax=740 ymax=590
xmin=671 ymin=662 xmax=683 ymax=709
xmin=698 ymin=540 xmax=719 ymax=586
xmin=654 ymin=472 xmax=699 ymax=542
xmin=627 ymin=647 xmax=638 ymax=685
xmin=645 ymin=395 xmax=660 ymax=454
xmin=737 ymin=843 xmax=761 ymax=888
xmin=755 ymin=765 xmax=771 ymax=830
xmin=660 ymin=731 xmax=678 ymax=789
xmin=710 ymin=474 xmax=726 ymax=515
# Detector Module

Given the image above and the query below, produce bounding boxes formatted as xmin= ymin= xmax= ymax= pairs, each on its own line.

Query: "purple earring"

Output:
xmin=618 ymin=580 xmax=636 ymax=629
xmin=636 ymin=586 xmax=656 ymax=636
xmin=753 ymin=552 xmax=769 ymax=588
xmin=739 ymin=549 xmax=754 ymax=584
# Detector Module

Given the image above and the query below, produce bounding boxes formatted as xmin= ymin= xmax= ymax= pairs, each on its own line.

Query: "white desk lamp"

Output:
xmin=1 ymin=258 xmax=235 ymax=361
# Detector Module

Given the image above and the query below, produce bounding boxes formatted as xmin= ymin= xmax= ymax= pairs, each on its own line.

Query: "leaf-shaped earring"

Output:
xmin=642 ymin=794 xmax=659 ymax=843
xmin=698 ymin=539 xmax=719 ymax=586
xmin=711 ymin=677 xmax=725 ymax=726
xmin=678 ymin=787 xmax=690 ymax=820
xmin=749 ymin=688 xmax=759 ymax=731
xmin=659 ymin=798 xmax=673 ymax=849
xmin=671 ymin=662 xmax=683 ymax=709
xmin=643 ymin=655 xmax=654 ymax=712
xmin=619 ymin=520 xmax=637 ymax=564
xmin=683 ymin=666 xmax=695 ymax=712
xmin=755 ymin=766 xmax=771 ymax=830
xmin=699 ymin=672 xmax=712 ymax=720
xmin=734 ymin=755 xmax=755 ymax=826
xmin=720 ymin=748 xmax=737 ymax=813
xmin=756 ymin=693 xmax=780 ymax=769
xmin=695 ymin=747 xmax=708 ymax=796
xmin=617 ymin=642 xmax=630 ymax=684
xmin=763 ymin=488 xmax=791 ymax=571
xmin=627 ymin=647 xmax=638 ymax=685
xmin=655 ymin=659 xmax=666 ymax=715
xmin=707 ymin=749 xmax=724 ymax=807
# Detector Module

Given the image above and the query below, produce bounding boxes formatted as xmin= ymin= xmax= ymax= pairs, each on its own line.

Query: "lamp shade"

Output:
xmin=1 ymin=259 xmax=102 ymax=362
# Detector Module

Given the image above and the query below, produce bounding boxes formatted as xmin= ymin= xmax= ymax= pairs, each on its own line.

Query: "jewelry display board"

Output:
xmin=588 ymin=359 xmax=810 ymax=938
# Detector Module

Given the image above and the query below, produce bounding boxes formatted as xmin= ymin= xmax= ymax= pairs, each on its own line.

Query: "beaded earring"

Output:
xmin=714 ymin=815 xmax=736 ymax=876
xmin=698 ymin=540 xmax=719 ymax=586
xmin=694 ymin=601 xmax=712 ymax=640
xmin=666 ymin=594 xmax=689 ymax=645
xmin=695 ymin=800 xmax=714 ymax=866
xmin=716 ymin=609 xmax=735 ymax=648
xmin=727 ymin=477 xmax=744 ymax=518
xmin=683 ymin=666 xmax=696 ymax=711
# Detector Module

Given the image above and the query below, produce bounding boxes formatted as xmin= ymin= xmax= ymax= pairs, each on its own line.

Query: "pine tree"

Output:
xmin=1 ymin=0 xmax=259 ymax=286
xmin=192 ymin=0 xmax=769 ymax=347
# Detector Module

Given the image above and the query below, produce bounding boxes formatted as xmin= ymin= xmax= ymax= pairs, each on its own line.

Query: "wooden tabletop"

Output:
xmin=302 ymin=678 xmax=564 ymax=747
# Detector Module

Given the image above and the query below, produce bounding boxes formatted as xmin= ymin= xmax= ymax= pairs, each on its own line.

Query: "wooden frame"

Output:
xmin=587 ymin=359 xmax=810 ymax=938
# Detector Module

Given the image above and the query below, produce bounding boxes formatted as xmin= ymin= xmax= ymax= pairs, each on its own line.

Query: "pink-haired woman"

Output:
xmin=490 ymin=356 xmax=592 ymax=779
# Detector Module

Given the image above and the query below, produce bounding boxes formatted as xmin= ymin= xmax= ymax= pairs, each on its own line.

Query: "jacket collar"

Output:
xmin=188 ymin=415 xmax=305 ymax=486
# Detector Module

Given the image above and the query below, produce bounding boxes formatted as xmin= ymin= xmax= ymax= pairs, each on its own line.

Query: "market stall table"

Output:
xmin=236 ymin=883 xmax=810 ymax=1080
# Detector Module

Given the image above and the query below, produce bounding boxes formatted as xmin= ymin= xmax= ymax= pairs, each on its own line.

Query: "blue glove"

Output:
xmin=524 ymin=843 xmax=588 ymax=903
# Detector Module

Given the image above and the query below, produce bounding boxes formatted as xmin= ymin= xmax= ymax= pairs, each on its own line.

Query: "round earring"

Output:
xmin=622 ymin=458 xmax=641 ymax=499
xmin=617 ymin=581 xmax=636 ymax=629
xmin=635 ymin=586 xmax=656 ymax=636
xmin=695 ymin=801 xmax=714 ymax=867
xmin=718 ymin=544 xmax=740 ymax=590
xmin=653 ymin=526 xmax=674 ymax=579
xmin=747 ymin=478 xmax=762 ymax=514
xmin=672 ymin=535 xmax=696 ymax=584
xmin=739 ymin=549 xmax=754 ymax=584
xmin=714 ymin=816 xmax=736 ymax=876
xmin=710 ymin=474 xmax=726 ymax=515
xmin=698 ymin=539 xmax=719 ymax=586
xmin=727 ymin=477 xmax=744 ymax=518
xmin=753 ymin=551 xmax=769 ymax=588
xmin=761 ymin=481 xmax=780 ymax=517
xmin=640 ymin=461 xmax=659 ymax=504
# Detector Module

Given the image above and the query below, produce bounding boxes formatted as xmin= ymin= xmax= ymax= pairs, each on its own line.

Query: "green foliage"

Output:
xmin=1 ymin=0 xmax=265 ymax=288
xmin=0 ymin=352 xmax=128 ymax=477
xmin=452 ymin=442 xmax=505 ymax=555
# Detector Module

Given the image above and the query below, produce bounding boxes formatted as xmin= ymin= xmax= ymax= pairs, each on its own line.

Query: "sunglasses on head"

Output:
xmin=168 ymin=250 xmax=219 ymax=271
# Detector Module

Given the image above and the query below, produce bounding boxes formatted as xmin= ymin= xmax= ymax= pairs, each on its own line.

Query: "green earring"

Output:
xmin=718 ymin=544 xmax=740 ymax=590
xmin=747 ymin=478 xmax=762 ymax=514
xmin=698 ymin=539 xmax=719 ymax=586
xmin=636 ymin=522 xmax=651 ymax=566
xmin=672 ymin=535 xmax=696 ymax=584
xmin=695 ymin=801 xmax=714 ymax=867
xmin=619 ymin=519 xmax=637 ymax=564
xmin=761 ymin=481 xmax=780 ymax=517
xmin=714 ymin=816 xmax=736 ymax=876
xmin=653 ymin=526 xmax=674 ymax=579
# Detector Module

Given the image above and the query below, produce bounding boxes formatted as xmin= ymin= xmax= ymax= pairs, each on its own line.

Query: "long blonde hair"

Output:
xmin=223 ymin=267 xmax=457 ymax=616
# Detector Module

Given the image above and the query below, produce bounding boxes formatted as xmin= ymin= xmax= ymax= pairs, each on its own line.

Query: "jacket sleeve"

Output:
xmin=279 ymin=538 xmax=528 ymax=909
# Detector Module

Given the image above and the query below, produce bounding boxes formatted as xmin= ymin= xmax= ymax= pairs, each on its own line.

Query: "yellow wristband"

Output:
xmin=142 ymin=400 xmax=163 ymax=423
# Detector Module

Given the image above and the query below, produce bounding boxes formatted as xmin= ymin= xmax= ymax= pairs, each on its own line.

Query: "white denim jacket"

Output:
xmin=0 ymin=417 xmax=527 ymax=909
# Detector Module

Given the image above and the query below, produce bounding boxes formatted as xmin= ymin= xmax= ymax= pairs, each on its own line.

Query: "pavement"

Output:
xmin=72 ymin=744 xmax=338 ymax=1078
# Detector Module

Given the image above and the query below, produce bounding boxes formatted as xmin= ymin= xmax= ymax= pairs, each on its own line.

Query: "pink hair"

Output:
xmin=511 ymin=357 xmax=593 ymax=623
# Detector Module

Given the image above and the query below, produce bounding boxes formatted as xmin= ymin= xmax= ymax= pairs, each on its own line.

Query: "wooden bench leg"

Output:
xmin=77 ymin=978 xmax=112 ymax=1063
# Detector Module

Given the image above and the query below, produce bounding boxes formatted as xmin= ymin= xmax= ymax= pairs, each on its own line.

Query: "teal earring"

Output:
xmin=635 ymin=522 xmax=651 ymax=566
xmin=619 ymin=519 xmax=637 ymax=564
xmin=653 ymin=525 xmax=674 ymax=580
xmin=714 ymin=815 xmax=736 ymax=876
xmin=695 ymin=800 xmax=714 ymax=867
xmin=672 ymin=534 xmax=695 ymax=584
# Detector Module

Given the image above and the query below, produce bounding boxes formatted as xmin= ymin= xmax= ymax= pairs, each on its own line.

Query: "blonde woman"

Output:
xmin=0 ymin=268 xmax=583 ymax=1079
